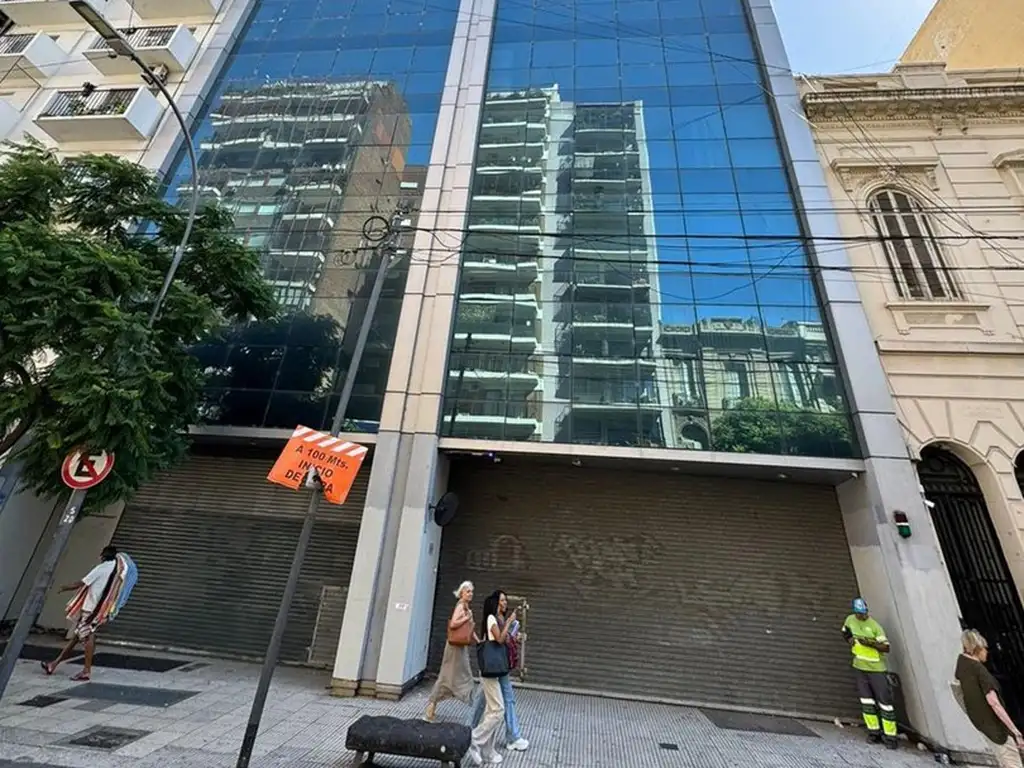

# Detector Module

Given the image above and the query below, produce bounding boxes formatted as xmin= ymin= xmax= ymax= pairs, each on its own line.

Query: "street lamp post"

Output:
xmin=70 ymin=0 xmax=200 ymax=327
xmin=0 ymin=1 xmax=202 ymax=700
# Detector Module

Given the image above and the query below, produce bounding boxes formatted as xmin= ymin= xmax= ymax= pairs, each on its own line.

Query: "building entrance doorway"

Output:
xmin=918 ymin=445 xmax=1024 ymax=722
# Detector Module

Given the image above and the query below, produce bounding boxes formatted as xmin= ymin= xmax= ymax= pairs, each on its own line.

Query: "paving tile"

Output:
xmin=0 ymin=656 xmax=951 ymax=768
xmin=62 ymin=683 xmax=198 ymax=708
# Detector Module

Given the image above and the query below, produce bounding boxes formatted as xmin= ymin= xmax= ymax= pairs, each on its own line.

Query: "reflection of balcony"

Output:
xmin=573 ymin=195 xmax=644 ymax=214
xmin=571 ymin=270 xmax=648 ymax=289
xmin=85 ymin=25 xmax=198 ymax=76
xmin=265 ymin=249 xmax=326 ymax=284
xmin=570 ymin=168 xmax=643 ymax=183
xmin=36 ymin=87 xmax=163 ymax=142
xmin=460 ymin=292 xmax=538 ymax=309
xmin=444 ymin=400 xmax=540 ymax=438
xmin=447 ymin=358 xmax=540 ymax=389
xmin=462 ymin=255 xmax=539 ymax=278
xmin=471 ymin=193 xmax=543 ymax=209
xmin=672 ymin=393 xmax=706 ymax=409
xmin=573 ymin=308 xmax=652 ymax=325
xmin=573 ymin=390 xmax=661 ymax=409
xmin=478 ymin=120 xmax=546 ymax=145
xmin=468 ymin=214 xmax=541 ymax=233
xmin=0 ymin=32 xmax=65 ymax=82
xmin=453 ymin=321 xmax=537 ymax=346
xmin=129 ymin=0 xmax=223 ymax=19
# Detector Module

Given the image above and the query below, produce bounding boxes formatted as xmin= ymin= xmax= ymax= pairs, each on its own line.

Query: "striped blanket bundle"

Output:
xmin=64 ymin=553 xmax=138 ymax=629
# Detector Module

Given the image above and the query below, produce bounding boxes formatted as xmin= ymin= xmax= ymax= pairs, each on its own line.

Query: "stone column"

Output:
xmin=331 ymin=0 xmax=494 ymax=697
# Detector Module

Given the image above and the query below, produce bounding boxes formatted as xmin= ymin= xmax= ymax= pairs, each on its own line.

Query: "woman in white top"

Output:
xmin=467 ymin=591 xmax=516 ymax=765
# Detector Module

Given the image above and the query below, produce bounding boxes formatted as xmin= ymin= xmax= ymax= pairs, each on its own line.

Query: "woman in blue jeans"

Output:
xmin=470 ymin=590 xmax=529 ymax=752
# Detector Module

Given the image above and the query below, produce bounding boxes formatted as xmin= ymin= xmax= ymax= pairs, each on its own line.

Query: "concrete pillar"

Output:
xmin=331 ymin=0 xmax=493 ymax=697
xmin=744 ymin=0 xmax=983 ymax=754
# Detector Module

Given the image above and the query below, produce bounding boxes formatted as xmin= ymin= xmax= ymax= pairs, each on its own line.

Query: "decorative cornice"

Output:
xmin=829 ymin=156 xmax=940 ymax=194
xmin=802 ymin=85 xmax=1024 ymax=126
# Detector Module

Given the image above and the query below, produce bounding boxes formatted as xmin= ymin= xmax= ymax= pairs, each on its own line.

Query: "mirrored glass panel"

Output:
xmin=441 ymin=0 xmax=856 ymax=458
xmin=165 ymin=0 xmax=459 ymax=433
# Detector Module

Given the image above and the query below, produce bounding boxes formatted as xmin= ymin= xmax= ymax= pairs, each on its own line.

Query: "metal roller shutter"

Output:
xmin=430 ymin=459 xmax=860 ymax=719
xmin=106 ymin=445 xmax=368 ymax=665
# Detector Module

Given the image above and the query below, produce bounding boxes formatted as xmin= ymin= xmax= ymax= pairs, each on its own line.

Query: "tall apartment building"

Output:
xmin=0 ymin=0 xmax=982 ymax=754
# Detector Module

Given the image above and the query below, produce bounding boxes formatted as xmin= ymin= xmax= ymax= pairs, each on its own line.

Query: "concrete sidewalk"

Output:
xmin=0 ymin=649 xmax=952 ymax=767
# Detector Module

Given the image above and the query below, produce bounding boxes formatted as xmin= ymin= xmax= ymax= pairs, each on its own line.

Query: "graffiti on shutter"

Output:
xmin=550 ymin=529 xmax=661 ymax=597
xmin=464 ymin=534 xmax=526 ymax=572
xmin=308 ymin=585 xmax=348 ymax=668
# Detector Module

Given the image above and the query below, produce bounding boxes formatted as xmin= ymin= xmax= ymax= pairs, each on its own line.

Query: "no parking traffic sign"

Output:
xmin=60 ymin=449 xmax=115 ymax=490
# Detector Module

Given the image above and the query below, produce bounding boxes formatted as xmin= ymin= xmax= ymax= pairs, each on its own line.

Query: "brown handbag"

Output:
xmin=447 ymin=610 xmax=474 ymax=646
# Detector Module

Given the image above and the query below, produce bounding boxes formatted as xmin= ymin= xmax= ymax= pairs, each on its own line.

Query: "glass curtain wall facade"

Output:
xmin=164 ymin=0 xmax=458 ymax=433
xmin=441 ymin=0 xmax=857 ymax=458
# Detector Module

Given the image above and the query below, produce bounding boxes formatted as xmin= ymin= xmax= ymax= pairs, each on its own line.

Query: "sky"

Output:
xmin=772 ymin=0 xmax=938 ymax=75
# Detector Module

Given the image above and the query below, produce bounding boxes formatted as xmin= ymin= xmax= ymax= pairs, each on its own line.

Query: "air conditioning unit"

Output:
xmin=143 ymin=63 xmax=170 ymax=86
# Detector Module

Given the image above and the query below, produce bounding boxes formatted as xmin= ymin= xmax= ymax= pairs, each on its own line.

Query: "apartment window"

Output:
xmin=868 ymin=189 xmax=960 ymax=300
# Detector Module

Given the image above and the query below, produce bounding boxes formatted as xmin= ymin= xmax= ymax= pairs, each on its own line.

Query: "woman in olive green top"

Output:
xmin=953 ymin=630 xmax=1023 ymax=768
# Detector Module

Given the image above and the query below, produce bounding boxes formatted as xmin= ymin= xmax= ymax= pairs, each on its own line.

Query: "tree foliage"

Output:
xmin=192 ymin=311 xmax=343 ymax=430
xmin=0 ymin=141 xmax=276 ymax=507
xmin=712 ymin=397 xmax=856 ymax=458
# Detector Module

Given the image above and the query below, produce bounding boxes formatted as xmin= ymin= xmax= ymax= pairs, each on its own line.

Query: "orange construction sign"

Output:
xmin=267 ymin=425 xmax=369 ymax=505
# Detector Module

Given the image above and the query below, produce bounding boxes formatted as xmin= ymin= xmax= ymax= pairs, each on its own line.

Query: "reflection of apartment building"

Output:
xmin=198 ymin=81 xmax=410 ymax=316
xmin=659 ymin=319 xmax=840 ymax=449
xmin=444 ymin=88 xmax=668 ymax=447
xmin=444 ymin=89 xmax=551 ymax=441
xmin=547 ymin=100 xmax=668 ymax=448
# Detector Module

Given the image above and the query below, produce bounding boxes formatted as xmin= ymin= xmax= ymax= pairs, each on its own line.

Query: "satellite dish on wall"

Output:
xmin=432 ymin=492 xmax=460 ymax=527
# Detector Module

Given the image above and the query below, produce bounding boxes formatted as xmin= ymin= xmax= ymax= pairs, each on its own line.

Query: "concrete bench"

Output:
xmin=346 ymin=714 xmax=471 ymax=767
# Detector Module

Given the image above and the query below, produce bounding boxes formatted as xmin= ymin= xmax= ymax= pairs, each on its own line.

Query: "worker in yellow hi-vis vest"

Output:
xmin=842 ymin=598 xmax=898 ymax=749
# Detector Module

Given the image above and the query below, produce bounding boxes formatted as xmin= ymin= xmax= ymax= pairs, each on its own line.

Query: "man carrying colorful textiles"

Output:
xmin=41 ymin=545 xmax=138 ymax=681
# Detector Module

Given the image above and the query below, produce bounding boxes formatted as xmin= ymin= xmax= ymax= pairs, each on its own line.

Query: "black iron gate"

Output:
xmin=919 ymin=445 xmax=1024 ymax=722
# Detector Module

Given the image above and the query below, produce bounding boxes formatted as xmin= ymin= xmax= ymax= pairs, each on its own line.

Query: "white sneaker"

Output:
xmin=484 ymin=753 xmax=503 ymax=765
xmin=508 ymin=738 xmax=529 ymax=751
xmin=466 ymin=746 xmax=482 ymax=765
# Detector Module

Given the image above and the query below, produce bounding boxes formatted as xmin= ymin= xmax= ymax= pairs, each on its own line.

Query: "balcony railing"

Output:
xmin=0 ymin=33 xmax=32 ymax=55
xmin=85 ymin=24 xmax=197 ymax=76
xmin=42 ymin=89 xmax=133 ymax=118
xmin=0 ymin=30 xmax=65 ymax=82
xmin=36 ymin=87 xmax=163 ymax=142
xmin=90 ymin=25 xmax=174 ymax=51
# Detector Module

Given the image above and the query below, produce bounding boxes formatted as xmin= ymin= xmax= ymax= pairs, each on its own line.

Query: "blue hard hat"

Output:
xmin=852 ymin=598 xmax=868 ymax=614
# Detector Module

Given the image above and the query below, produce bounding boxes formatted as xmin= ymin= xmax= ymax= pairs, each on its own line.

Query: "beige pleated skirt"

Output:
xmin=428 ymin=642 xmax=474 ymax=704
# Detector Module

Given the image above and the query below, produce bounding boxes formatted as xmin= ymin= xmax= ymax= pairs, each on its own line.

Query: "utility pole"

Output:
xmin=235 ymin=211 xmax=407 ymax=768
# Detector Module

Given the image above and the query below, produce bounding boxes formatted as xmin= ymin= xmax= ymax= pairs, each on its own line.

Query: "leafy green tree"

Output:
xmin=0 ymin=141 xmax=276 ymax=507
xmin=712 ymin=396 xmax=856 ymax=458
xmin=192 ymin=311 xmax=343 ymax=430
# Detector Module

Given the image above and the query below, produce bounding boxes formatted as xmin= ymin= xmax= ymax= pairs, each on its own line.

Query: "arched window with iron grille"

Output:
xmin=867 ymin=188 xmax=961 ymax=300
